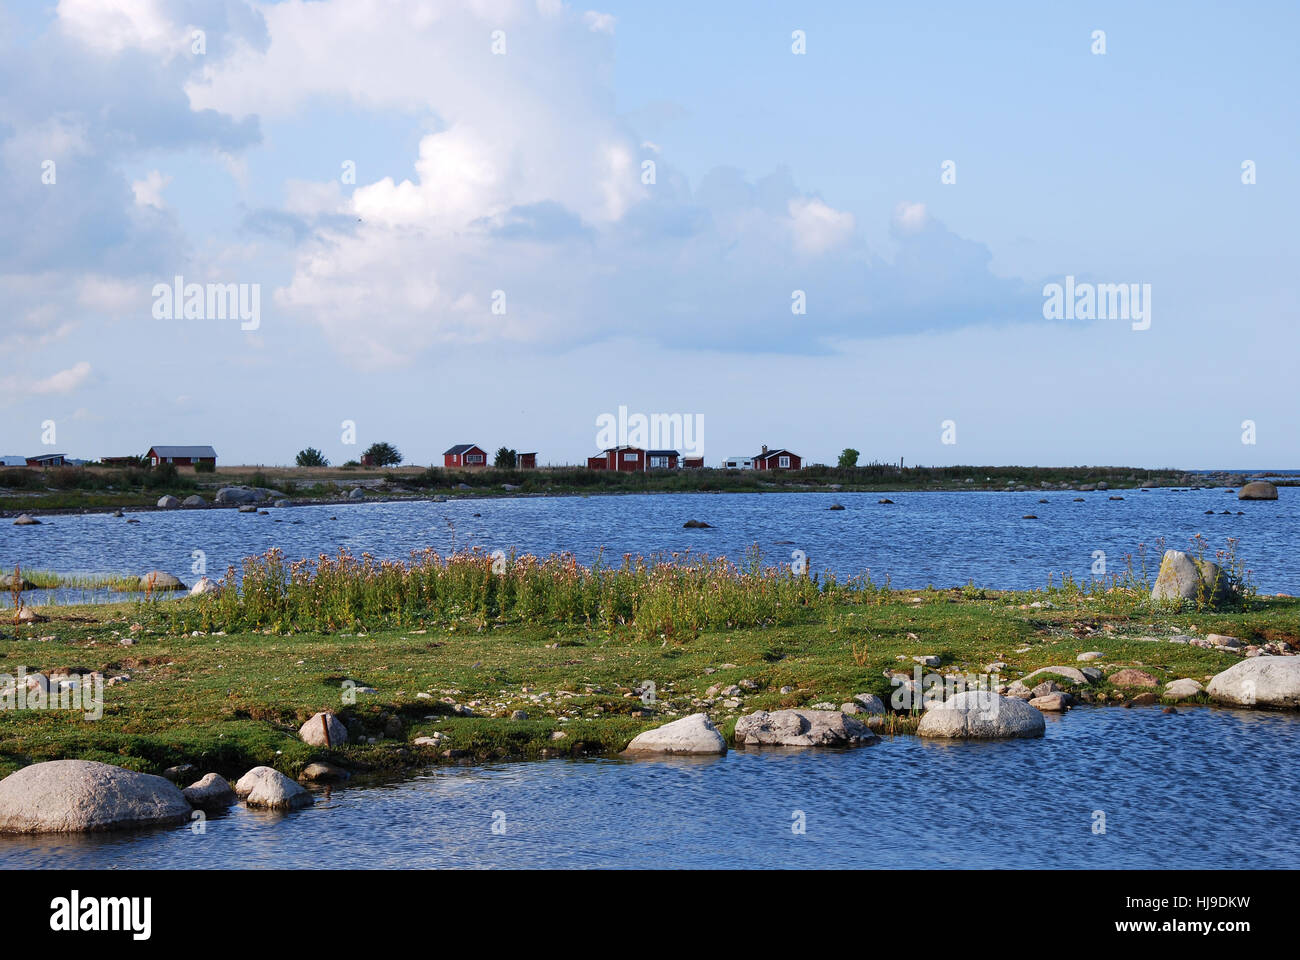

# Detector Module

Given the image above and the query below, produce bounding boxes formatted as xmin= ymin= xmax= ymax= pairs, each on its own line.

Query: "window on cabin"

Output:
xmin=623 ymin=452 xmax=638 ymax=462
xmin=779 ymin=456 xmax=790 ymax=468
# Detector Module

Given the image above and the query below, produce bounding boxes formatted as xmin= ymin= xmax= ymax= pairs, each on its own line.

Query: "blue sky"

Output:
xmin=1 ymin=0 xmax=1296 ymax=468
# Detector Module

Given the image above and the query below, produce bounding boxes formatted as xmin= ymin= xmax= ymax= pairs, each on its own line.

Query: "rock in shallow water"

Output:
xmin=1207 ymin=658 xmax=1300 ymax=709
xmin=0 ymin=760 xmax=191 ymax=833
xmin=623 ymin=713 xmax=727 ymax=755
xmin=917 ymin=691 xmax=1046 ymax=739
xmin=733 ymin=709 xmax=876 ymax=747
xmin=233 ymin=767 xmax=313 ymax=810
xmin=182 ymin=773 xmax=238 ymax=809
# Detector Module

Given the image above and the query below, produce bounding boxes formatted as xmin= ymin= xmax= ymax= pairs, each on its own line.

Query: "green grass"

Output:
xmin=2 ymin=582 xmax=1294 ymax=780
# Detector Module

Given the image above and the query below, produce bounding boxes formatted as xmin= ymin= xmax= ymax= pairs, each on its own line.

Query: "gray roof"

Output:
xmin=444 ymin=444 xmax=482 ymax=455
xmin=150 ymin=445 xmax=217 ymax=459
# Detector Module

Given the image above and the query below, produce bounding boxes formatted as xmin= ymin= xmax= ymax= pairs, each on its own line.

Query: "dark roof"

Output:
xmin=646 ymin=450 xmax=679 ymax=457
xmin=599 ymin=446 xmax=644 ymax=454
xmin=444 ymin=444 xmax=483 ymax=455
xmin=150 ymin=445 xmax=217 ymax=459
xmin=753 ymin=448 xmax=795 ymax=460
xmin=26 ymin=453 xmax=66 ymax=461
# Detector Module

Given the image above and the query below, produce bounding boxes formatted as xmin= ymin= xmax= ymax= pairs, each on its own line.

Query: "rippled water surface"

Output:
xmin=2 ymin=488 xmax=1295 ymax=602
xmin=3 ymin=706 xmax=1296 ymax=869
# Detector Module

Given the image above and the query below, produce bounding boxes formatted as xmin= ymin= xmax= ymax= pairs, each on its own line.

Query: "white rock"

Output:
xmin=298 ymin=712 xmax=347 ymax=747
xmin=623 ymin=713 xmax=727 ymax=755
xmin=1164 ymin=678 xmax=1204 ymax=700
xmin=182 ymin=773 xmax=238 ymax=809
xmin=233 ymin=767 xmax=313 ymax=810
xmin=917 ymin=691 xmax=1046 ymax=739
xmin=0 ymin=760 xmax=190 ymax=833
xmin=1207 ymin=658 xmax=1300 ymax=709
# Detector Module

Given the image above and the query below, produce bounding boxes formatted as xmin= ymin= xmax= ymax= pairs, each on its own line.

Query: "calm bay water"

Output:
xmin=1 ymin=487 xmax=1296 ymax=602
xmin=3 ymin=705 xmax=1296 ymax=869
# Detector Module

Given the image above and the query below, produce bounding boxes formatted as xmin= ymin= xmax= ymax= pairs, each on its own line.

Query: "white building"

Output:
xmin=723 ymin=456 xmax=754 ymax=470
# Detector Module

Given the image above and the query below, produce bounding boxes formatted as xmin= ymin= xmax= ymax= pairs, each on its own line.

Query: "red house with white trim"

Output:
xmin=444 ymin=444 xmax=487 ymax=468
xmin=587 ymin=447 xmax=679 ymax=471
xmin=753 ymin=446 xmax=801 ymax=471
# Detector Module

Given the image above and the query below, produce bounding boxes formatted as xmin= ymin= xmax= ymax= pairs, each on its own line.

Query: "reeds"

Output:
xmin=165 ymin=545 xmax=829 ymax=636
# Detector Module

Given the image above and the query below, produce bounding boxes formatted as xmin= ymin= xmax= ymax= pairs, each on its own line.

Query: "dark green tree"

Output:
xmin=296 ymin=447 xmax=329 ymax=467
xmin=362 ymin=442 xmax=402 ymax=467
xmin=838 ymin=448 xmax=860 ymax=469
xmin=494 ymin=446 xmax=518 ymax=468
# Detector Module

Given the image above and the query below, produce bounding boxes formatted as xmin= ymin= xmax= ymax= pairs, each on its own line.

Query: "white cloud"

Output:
xmin=132 ymin=169 xmax=172 ymax=208
xmin=56 ymin=0 xmax=187 ymax=57
xmin=788 ymin=196 xmax=856 ymax=255
xmin=893 ymin=201 xmax=930 ymax=235
xmin=583 ymin=11 xmax=616 ymax=34
xmin=0 ymin=361 xmax=92 ymax=401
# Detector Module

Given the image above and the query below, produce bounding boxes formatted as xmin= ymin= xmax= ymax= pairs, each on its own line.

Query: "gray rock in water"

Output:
xmin=182 ymin=773 xmax=238 ymax=809
xmin=273 ymin=499 xmax=293 ymax=508
xmin=733 ymin=709 xmax=877 ymax=747
xmin=156 ymin=495 xmax=181 ymax=509
xmin=0 ymin=760 xmax=191 ymax=833
xmin=182 ymin=495 xmax=207 ymax=507
xmin=298 ymin=762 xmax=350 ymax=783
xmin=348 ymin=487 xmax=366 ymax=500
xmin=298 ymin=711 xmax=347 ymax=748
xmin=0 ymin=573 xmax=34 ymax=590
xmin=233 ymin=766 xmax=313 ymax=810
xmin=1151 ymin=550 xmax=1235 ymax=606
xmin=12 ymin=514 xmax=41 ymax=526
xmin=917 ymin=691 xmax=1046 ymax=739
xmin=1207 ymin=658 xmax=1300 ymax=709
xmin=138 ymin=571 xmax=185 ymax=591
xmin=623 ymin=713 xmax=727 ymax=755
xmin=1237 ymin=481 xmax=1278 ymax=501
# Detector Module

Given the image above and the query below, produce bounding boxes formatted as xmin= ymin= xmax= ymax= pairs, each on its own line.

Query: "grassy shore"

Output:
xmin=1 ymin=559 xmax=1294 ymax=781
xmin=0 ymin=462 xmax=1262 ymax=516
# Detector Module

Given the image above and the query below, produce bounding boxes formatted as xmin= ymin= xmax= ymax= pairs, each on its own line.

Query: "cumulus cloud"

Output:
xmin=0 ymin=361 xmax=92 ymax=402
xmin=132 ymin=169 xmax=173 ymax=208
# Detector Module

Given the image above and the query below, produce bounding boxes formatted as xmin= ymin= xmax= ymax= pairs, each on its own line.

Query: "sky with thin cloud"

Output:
xmin=2 ymin=1 xmax=1296 ymax=467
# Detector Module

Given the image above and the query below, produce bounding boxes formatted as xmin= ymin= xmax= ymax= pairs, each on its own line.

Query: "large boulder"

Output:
xmin=138 ymin=571 xmax=185 ymax=591
xmin=1207 ymin=658 xmax=1300 ymax=709
xmin=0 ymin=760 xmax=191 ymax=833
xmin=1237 ymin=481 xmax=1278 ymax=501
xmin=233 ymin=767 xmax=313 ymax=810
xmin=298 ymin=711 xmax=348 ymax=748
xmin=12 ymin=514 xmax=41 ymax=526
xmin=182 ymin=495 xmax=207 ymax=507
xmin=1164 ymin=678 xmax=1204 ymax=700
xmin=1109 ymin=668 xmax=1158 ymax=688
xmin=917 ymin=691 xmax=1046 ymax=739
xmin=1151 ymin=550 xmax=1235 ymax=606
xmin=181 ymin=773 xmax=238 ymax=809
xmin=0 ymin=573 xmax=34 ymax=590
xmin=733 ymin=709 xmax=877 ymax=747
xmin=156 ymin=495 xmax=181 ymax=509
xmin=623 ymin=713 xmax=727 ymax=755
xmin=214 ymin=486 xmax=258 ymax=504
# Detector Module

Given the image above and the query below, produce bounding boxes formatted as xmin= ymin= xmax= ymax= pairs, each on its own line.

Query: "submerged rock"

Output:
xmin=733 ymin=709 xmax=876 ymax=747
